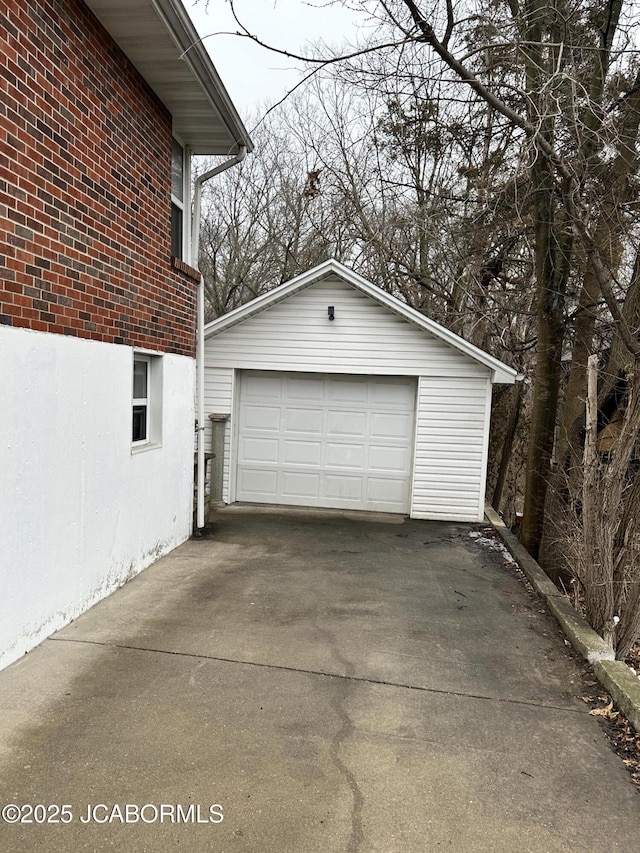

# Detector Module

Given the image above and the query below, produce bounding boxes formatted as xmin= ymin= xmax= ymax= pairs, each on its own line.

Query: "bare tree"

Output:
xmin=198 ymin=1 xmax=640 ymax=653
xmin=196 ymin=113 xmax=359 ymax=318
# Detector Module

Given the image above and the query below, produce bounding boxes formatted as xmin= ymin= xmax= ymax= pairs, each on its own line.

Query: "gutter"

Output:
xmin=191 ymin=145 xmax=247 ymax=534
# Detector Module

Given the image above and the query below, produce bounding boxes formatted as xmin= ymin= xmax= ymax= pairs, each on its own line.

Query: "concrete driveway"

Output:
xmin=1 ymin=509 xmax=639 ymax=852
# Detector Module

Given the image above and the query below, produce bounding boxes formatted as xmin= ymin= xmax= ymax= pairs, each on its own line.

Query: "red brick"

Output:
xmin=0 ymin=0 xmax=196 ymax=357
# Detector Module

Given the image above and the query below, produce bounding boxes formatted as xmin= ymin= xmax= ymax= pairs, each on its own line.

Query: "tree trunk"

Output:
xmin=492 ymin=382 xmax=524 ymax=513
xmin=599 ymin=251 xmax=640 ymax=402
xmin=518 ymin=0 xmax=573 ymax=558
xmin=556 ymin=68 xmax=640 ymax=468
xmin=520 ymin=157 xmax=572 ymax=557
xmin=581 ymin=355 xmax=616 ymax=647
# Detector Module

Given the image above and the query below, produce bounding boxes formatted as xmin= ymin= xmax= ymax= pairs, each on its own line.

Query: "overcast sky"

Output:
xmin=188 ymin=0 xmax=367 ymax=120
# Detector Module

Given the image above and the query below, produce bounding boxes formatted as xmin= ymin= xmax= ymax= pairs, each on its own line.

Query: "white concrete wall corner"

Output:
xmin=0 ymin=326 xmax=195 ymax=671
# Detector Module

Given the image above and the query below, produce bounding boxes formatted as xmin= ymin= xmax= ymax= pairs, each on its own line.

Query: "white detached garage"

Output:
xmin=202 ymin=260 xmax=517 ymax=522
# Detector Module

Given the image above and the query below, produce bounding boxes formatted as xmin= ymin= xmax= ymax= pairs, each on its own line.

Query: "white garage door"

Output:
xmin=236 ymin=371 xmax=416 ymax=513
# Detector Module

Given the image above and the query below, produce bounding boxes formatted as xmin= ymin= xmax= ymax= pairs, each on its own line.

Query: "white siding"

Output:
xmin=411 ymin=376 xmax=491 ymax=522
xmin=202 ymin=366 xmax=234 ymax=502
xmin=205 ymin=279 xmax=488 ymax=378
xmin=204 ymin=277 xmax=497 ymax=520
xmin=0 ymin=326 xmax=195 ymax=671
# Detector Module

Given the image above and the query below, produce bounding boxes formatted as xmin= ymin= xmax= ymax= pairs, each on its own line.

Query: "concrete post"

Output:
xmin=209 ymin=413 xmax=230 ymax=505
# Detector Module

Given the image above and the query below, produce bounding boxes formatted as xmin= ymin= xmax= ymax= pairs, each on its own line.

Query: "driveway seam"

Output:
xmin=48 ymin=636 xmax=586 ymax=715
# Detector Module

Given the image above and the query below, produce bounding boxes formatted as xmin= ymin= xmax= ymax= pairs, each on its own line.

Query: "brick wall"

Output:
xmin=0 ymin=0 xmax=198 ymax=357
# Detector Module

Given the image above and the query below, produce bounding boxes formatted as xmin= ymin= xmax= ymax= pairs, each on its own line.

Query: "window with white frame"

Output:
xmin=132 ymin=356 xmax=150 ymax=443
xmin=171 ymin=138 xmax=184 ymax=259
xmin=132 ymin=354 xmax=162 ymax=448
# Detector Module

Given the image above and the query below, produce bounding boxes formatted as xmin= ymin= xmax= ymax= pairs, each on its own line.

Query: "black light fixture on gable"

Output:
xmin=328 ymin=306 xmax=335 ymax=321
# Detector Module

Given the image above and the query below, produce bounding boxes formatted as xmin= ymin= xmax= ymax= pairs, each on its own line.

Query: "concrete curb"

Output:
xmin=484 ymin=505 xmax=640 ymax=733
xmin=594 ymin=660 xmax=640 ymax=732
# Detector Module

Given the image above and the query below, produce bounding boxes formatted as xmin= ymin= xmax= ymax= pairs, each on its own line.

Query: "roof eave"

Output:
xmin=151 ymin=0 xmax=253 ymax=154
xmin=83 ymin=0 xmax=253 ymax=155
xmin=204 ymin=260 xmax=518 ymax=384
xmin=203 ymin=260 xmax=337 ymax=337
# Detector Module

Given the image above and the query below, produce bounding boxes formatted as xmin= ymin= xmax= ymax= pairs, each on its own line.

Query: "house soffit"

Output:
xmin=83 ymin=0 xmax=252 ymax=155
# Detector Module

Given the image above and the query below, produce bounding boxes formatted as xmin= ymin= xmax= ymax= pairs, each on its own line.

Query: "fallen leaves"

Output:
xmin=589 ymin=700 xmax=618 ymax=718
xmin=583 ymin=688 xmax=640 ymax=788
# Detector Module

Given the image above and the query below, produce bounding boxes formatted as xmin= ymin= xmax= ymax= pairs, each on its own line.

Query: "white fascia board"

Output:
xmin=329 ymin=263 xmax=518 ymax=384
xmin=203 ymin=260 xmax=340 ymax=336
xmin=204 ymin=259 xmax=518 ymax=384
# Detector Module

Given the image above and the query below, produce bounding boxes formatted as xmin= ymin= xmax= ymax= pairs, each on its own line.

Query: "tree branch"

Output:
xmin=398 ymin=0 xmax=639 ymax=357
xmin=198 ymin=0 xmax=640 ymax=357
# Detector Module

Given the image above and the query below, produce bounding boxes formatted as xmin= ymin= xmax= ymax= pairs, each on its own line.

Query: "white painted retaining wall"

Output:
xmin=0 ymin=326 xmax=195 ymax=671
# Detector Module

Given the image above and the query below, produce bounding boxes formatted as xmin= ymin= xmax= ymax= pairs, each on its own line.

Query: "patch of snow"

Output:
xmin=468 ymin=530 xmax=517 ymax=565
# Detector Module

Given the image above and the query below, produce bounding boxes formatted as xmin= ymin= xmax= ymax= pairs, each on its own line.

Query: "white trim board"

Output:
xmin=204 ymin=259 xmax=518 ymax=385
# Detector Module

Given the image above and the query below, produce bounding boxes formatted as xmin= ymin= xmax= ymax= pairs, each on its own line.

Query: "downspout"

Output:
xmin=192 ymin=145 xmax=247 ymax=533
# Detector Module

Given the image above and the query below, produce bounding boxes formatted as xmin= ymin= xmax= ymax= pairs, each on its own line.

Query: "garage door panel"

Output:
xmin=243 ymin=375 xmax=281 ymax=399
xmin=367 ymin=477 xmax=407 ymax=505
xmin=241 ymin=405 xmax=281 ymax=431
xmin=369 ymin=444 xmax=410 ymax=473
xmin=287 ymin=376 xmax=325 ymax=401
xmin=370 ymin=412 xmax=414 ymax=439
xmin=236 ymin=372 xmax=415 ymax=513
xmin=284 ymin=408 xmax=324 ymax=433
xmin=326 ymin=410 xmax=367 ymax=437
xmin=281 ymin=471 xmax=321 ymax=499
xmin=282 ymin=439 xmax=322 ymax=466
xmin=237 ymin=468 xmax=278 ymax=495
xmin=326 ymin=443 xmax=366 ymax=469
xmin=328 ymin=379 xmax=368 ymax=404
xmin=240 ymin=437 xmax=280 ymax=464
xmin=371 ymin=380 xmax=415 ymax=408
xmin=323 ymin=474 xmax=363 ymax=501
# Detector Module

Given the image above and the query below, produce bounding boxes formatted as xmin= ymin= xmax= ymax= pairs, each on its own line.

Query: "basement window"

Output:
xmin=132 ymin=353 xmax=163 ymax=449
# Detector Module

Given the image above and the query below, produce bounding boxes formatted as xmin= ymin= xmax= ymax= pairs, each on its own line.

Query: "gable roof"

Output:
xmin=84 ymin=0 xmax=252 ymax=155
xmin=204 ymin=260 xmax=518 ymax=384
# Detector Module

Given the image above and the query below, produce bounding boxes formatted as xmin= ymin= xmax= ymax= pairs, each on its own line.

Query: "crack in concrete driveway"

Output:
xmin=1 ymin=511 xmax=640 ymax=852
